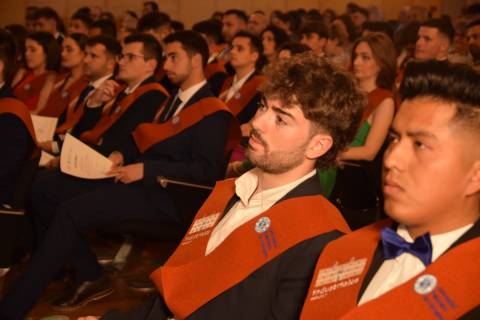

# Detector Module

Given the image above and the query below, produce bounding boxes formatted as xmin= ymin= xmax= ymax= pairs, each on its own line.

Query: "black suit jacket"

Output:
xmin=230 ymin=71 xmax=263 ymax=125
xmin=120 ymin=83 xmax=232 ymax=186
xmin=91 ymin=76 xmax=168 ymax=158
xmin=356 ymin=220 xmax=480 ymax=319
xmin=0 ymin=88 xmax=34 ymax=204
xmin=102 ymin=174 xmax=344 ymax=320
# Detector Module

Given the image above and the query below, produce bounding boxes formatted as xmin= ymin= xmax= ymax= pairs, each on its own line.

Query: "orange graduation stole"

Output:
xmin=80 ymin=83 xmax=169 ymax=145
xmin=13 ymin=71 xmax=52 ymax=111
xmin=39 ymin=74 xmax=89 ymax=117
xmin=204 ymin=60 xmax=227 ymax=79
xmin=300 ymin=220 xmax=480 ymax=320
xmin=361 ymin=88 xmax=394 ymax=123
xmin=132 ymin=96 xmax=233 ymax=154
xmin=220 ymin=75 xmax=266 ymax=117
xmin=0 ymin=97 xmax=39 ymax=157
xmin=150 ymin=178 xmax=350 ymax=319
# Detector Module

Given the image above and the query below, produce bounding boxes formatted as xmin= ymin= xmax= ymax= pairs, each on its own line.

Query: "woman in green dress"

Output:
xmin=319 ymin=32 xmax=397 ymax=196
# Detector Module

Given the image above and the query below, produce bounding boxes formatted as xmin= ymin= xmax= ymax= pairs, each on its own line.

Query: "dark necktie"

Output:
xmin=73 ymin=85 xmax=95 ymax=111
xmin=381 ymin=227 xmax=433 ymax=266
xmin=159 ymin=95 xmax=182 ymax=122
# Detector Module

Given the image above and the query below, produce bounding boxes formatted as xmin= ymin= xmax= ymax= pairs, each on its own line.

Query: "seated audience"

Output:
xmin=89 ymin=51 xmax=363 ymax=320
xmin=301 ymin=60 xmax=480 ymax=319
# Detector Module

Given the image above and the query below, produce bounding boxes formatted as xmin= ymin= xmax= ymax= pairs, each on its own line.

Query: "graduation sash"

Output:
xmin=361 ymin=88 xmax=394 ymax=123
xmin=0 ymin=97 xmax=39 ymax=157
xmin=300 ymin=219 xmax=480 ymax=320
xmin=204 ymin=60 xmax=227 ymax=79
xmin=150 ymin=178 xmax=350 ymax=319
xmin=39 ymin=74 xmax=89 ymax=117
xmin=132 ymin=97 xmax=233 ymax=154
xmin=220 ymin=75 xmax=266 ymax=117
xmin=80 ymin=83 xmax=169 ymax=145
xmin=13 ymin=71 xmax=53 ymax=111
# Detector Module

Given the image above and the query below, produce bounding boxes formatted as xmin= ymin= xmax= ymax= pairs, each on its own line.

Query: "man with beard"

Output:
xmin=466 ymin=19 xmax=480 ymax=71
xmin=89 ymin=52 xmax=364 ymax=320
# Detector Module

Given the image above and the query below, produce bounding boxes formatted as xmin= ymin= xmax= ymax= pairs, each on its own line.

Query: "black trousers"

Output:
xmin=0 ymin=170 xmax=178 ymax=320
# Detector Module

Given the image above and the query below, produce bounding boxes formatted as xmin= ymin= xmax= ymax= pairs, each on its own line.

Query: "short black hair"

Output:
xmin=124 ymin=33 xmax=163 ymax=72
xmin=91 ymin=19 xmax=117 ymax=38
xmin=137 ymin=11 xmax=171 ymax=32
xmin=164 ymin=30 xmax=209 ymax=67
xmin=5 ymin=24 xmax=27 ymax=65
xmin=0 ymin=30 xmax=16 ymax=80
xmin=170 ymin=20 xmax=184 ymax=32
xmin=224 ymin=9 xmax=248 ymax=23
xmin=67 ymin=33 xmax=88 ymax=51
xmin=363 ymin=21 xmax=394 ymax=39
xmin=467 ymin=19 xmax=480 ymax=30
xmin=34 ymin=6 xmax=60 ymax=21
xmin=351 ymin=6 xmax=369 ymax=18
xmin=421 ymin=18 xmax=455 ymax=43
xmin=71 ymin=12 xmax=93 ymax=29
xmin=299 ymin=21 xmax=328 ymax=39
xmin=400 ymin=60 xmax=480 ymax=134
xmin=26 ymin=31 xmax=61 ymax=71
xmin=73 ymin=7 xmax=91 ymax=17
xmin=233 ymin=30 xmax=266 ymax=70
xmin=278 ymin=41 xmax=311 ymax=55
xmin=85 ymin=35 xmax=121 ymax=57
xmin=192 ymin=19 xmax=223 ymax=45
xmin=143 ymin=1 xmax=159 ymax=12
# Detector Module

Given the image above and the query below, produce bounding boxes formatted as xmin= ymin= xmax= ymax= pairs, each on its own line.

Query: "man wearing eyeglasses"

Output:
xmin=0 ymin=33 xmax=171 ymax=318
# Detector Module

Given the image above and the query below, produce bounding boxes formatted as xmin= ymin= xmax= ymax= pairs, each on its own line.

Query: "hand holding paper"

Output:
xmin=60 ymin=134 xmax=115 ymax=179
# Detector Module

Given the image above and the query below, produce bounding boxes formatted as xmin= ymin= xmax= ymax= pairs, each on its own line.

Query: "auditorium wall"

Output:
xmin=0 ymin=0 xmax=474 ymax=28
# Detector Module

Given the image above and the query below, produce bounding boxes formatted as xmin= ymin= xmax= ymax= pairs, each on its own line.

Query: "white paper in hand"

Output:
xmin=60 ymin=134 xmax=115 ymax=179
xmin=31 ymin=115 xmax=58 ymax=142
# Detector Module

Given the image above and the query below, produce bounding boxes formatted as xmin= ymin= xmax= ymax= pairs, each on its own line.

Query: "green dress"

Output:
xmin=318 ymin=121 xmax=371 ymax=197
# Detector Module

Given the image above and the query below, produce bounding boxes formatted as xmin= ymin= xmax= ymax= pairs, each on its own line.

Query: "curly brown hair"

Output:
xmin=261 ymin=52 xmax=364 ymax=169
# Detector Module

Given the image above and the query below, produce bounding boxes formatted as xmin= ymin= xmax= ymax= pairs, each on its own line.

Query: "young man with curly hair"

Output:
xmin=85 ymin=52 xmax=364 ymax=320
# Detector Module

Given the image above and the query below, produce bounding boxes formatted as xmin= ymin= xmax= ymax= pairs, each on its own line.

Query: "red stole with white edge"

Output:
xmin=150 ymin=178 xmax=350 ymax=319
xmin=219 ymin=75 xmax=266 ymax=117
xmin=300 ymin=219 xmax=480 ymax=320
xmin=80 ymin=83 xmax=169 ymax=145
xmin=39 ymin=74 xmax=89 ymax=117
xmin=132 ymin=97 xmax=235 ymax=154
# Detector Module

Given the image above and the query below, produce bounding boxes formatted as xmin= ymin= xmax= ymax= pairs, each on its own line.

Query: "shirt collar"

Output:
xmin=232 ymin=68 xmax=255 ymax=87
xmin=0 ymin=82 xmax=4 ymax=90
xmin=177 ymin=80 xmax=207 ymax=104
xmin=234 ymin=168 xmax=316 ymax=207
xmin=90 ymin=73 xmax=112 ymax=89
xmin=397 ymin=223 xmax=474 ymax=261
xmin=125 ymin=79 xmax=145 ymax=95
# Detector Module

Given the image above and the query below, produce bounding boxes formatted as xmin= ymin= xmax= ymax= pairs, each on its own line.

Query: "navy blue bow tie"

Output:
xmin=381 ymin=227 xmax=433 ymax=266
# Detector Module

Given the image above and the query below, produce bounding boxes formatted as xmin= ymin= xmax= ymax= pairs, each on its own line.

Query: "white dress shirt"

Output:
xmin=358 ymin=223 xmax=473 ymax=305
xmin=172 ymin=80 xmax=207 ymax=117
xmin=224 ymin=69 xmax=255 ymax=102
xmin=205 ymin=168 xmax=316 ymax=255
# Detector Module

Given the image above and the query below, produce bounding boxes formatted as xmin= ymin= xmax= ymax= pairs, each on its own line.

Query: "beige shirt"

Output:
xmin=224 ymin=69 xmax=255 ymax=102
xmin=205 ymin=168 xmax=316 ymax=255
xmin=358 ymin=223 xmax=473 ymax=305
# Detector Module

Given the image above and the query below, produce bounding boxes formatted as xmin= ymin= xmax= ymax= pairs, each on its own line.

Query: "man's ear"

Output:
xmin=191 ymin=52 xmax=203 ymax=69
xmin=305 ymin=133 xmax=333 ymax=160
xmin=465 ymin=160 xmax=480 ymax=196
xmin=145 ymin=59 xmax=157 ymax=74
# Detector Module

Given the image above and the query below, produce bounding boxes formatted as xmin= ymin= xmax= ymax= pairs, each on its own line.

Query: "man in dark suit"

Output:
xmin=0 ymin=31 xmax=232 ymax=319
xmin=0 ymin=31 xmax=35 ymax=206
xmin=85 ymin=52 xmax=365 ymax=320
xmin=300 ymin=61 xmax=480 ymax=319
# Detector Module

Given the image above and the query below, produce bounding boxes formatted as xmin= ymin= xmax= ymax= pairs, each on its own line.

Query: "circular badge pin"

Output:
xmin=24 ymin=84 xmax=31 ymax=91
xmin=61 ymin=91 xmax=69 ymax=98
xmin=172 ymin=115 xmax=180 ymax=125
xmin=255 ymin=217 xmax=271 ymax=233
xmin=234 ymin=92 xmax=242 ymax=100
xmin=414 ymin=274 xmax=437 ymax=295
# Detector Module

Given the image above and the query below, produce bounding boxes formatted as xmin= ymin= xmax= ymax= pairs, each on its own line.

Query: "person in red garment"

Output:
xmin=301 ymin=60 xmax=480 ymax=319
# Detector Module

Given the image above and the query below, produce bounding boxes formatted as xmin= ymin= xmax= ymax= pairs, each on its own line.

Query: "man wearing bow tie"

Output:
xmin=300 ymin=60 xmax=480 ymax=319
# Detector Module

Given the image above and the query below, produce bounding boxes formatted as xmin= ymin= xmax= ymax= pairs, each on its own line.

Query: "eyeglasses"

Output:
xmin=118 ymin=53 xmax=146 ymax=62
